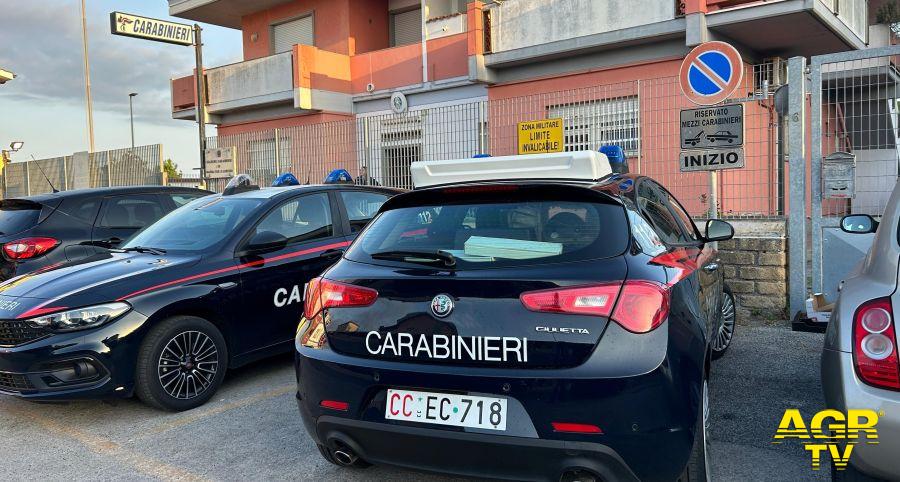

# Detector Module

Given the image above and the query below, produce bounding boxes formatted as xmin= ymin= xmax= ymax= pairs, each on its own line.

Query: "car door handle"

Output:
xmin=101 ymin=237 xmax=123 ymax=247
xmin=217 ymin=282 xmax=238 ymax=290
xmin=318 ymin=248 xmax=345 ymax=260
xmin=703 ymin=263 xmax=719 ymax=272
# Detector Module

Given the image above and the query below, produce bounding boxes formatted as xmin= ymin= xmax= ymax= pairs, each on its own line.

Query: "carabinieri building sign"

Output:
xmin=110 ymin=12 xmax=193 ymax=46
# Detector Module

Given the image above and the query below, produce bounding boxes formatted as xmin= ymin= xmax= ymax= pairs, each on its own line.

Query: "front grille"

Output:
xmin=0 ymin=320 xmax=47 ymax=346
xmin=0 ymin=371 xmax=34 ymax=392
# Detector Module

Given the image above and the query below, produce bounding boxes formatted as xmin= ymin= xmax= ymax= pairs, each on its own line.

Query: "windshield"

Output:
xmin=0 ymin=200 xmax=43 ymax=236
xmin=346 ymin=199 xmax=628 ymax=269
xmin=124 ymin=197 xmax=263 ymax=252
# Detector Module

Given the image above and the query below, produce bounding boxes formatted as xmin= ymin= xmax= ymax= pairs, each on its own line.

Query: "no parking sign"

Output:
xmin=679 ymin=41 xmax=743 ymax=106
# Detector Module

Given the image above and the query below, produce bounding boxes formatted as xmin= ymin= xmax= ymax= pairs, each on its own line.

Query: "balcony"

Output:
xmin=172 ymin=32 xmax=470 ymax=122
xmin=171 ymin=51 xmax=297 ymax=121
xmin=702 ymin=0 xmax=869 ymax=56
xmin=484 ymin=0 xmax=869 ymax=70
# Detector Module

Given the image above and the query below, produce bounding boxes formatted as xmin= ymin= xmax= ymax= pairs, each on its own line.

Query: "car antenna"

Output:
xmin=30 ymin=155 xmax=59 ymax=193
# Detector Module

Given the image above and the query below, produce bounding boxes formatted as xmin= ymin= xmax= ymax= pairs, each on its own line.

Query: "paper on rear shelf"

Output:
xmin=463 ymin=236 xmax=562 ymax=260
xmin=410 ymin=151 xmax=613 ymax=188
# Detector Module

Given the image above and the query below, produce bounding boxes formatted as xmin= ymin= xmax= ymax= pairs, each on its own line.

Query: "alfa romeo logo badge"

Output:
xmin=430 ymin=294 xmax=454 ymax=318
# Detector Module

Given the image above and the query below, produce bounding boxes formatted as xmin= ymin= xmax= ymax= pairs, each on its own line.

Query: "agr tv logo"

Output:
xmin=773 ymin=409 xmax=880 ymax=470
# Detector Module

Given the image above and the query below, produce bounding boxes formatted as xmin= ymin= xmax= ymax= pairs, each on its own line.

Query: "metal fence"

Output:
xmin=807 ymin=47 xmax=900 ymax=303
xmin=1 ymin=144 xmax=164 ymax=198
xmin=206 ymin=62 xmax=785 ymax=219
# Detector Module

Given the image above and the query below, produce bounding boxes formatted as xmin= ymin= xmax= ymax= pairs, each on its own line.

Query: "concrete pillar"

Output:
xmin=467 ymin=1 xmax=486 ymax=56
xmin=70 ymin=151 xmax=91 ymax=189
xmin=685 ymin=13 xmax=709 ymax=46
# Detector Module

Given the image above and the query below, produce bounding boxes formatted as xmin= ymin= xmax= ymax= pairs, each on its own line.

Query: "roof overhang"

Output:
xmin=705 ymin=0 xmax=867 ymax=58
xmin=168 ymin=0 xmax=295 ymax=29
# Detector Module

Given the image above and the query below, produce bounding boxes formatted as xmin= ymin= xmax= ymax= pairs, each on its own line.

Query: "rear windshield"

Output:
xmin=346 ymin=198 xmax=628 ymax=269
xmin=0 ymin=201 xmax=43 ymax=236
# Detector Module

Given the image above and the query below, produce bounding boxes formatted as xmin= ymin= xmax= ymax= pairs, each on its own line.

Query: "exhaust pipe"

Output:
xmin=560 ymin=469 xmax=598 ymax=482
xmin=332 ymin=448 xmax=358 ymax=466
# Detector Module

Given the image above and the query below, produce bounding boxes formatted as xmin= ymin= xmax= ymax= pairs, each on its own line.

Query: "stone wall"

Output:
xmin=712 ymin=220 xmax=788 ymax=320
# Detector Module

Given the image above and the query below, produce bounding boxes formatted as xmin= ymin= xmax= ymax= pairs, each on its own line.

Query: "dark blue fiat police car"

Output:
xmin=0 ymin=176 xmax=399 ymax=411
xmin=295 ymin=151 xmax=733 ymax=481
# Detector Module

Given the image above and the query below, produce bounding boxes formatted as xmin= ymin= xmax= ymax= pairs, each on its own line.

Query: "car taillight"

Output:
xmin=853 ymin=297 xmax=900 ymax=390
xmin=3 ymin=237 xmax=59 ymax=260
xmin=520 ymin=281 xmax=669 ymax=333
xmin=520 ymin=283 xmax=620 ymax=317
xmin=303 ymin=277 xmax=378 ymax=320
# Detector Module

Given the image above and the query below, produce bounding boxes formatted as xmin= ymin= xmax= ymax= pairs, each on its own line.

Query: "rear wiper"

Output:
xmin=370 ymin=249 xmax=456 ymax=268
xmin=114 ymin=246 xmax=167 ymax=255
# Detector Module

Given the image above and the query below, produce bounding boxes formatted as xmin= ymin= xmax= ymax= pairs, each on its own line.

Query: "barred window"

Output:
xmin=548 ymin=96 xmax=639 ymax=155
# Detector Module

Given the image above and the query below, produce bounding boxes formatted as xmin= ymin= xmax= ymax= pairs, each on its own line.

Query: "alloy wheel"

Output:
xmin=157 ymin=330 xmax=219 ymax=400
xmin=712 ymin=290 xmax=736 ymax=352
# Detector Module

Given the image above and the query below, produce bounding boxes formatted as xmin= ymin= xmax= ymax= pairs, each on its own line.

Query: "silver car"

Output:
xmin=822 ymin=182 xmax=900 ymax=481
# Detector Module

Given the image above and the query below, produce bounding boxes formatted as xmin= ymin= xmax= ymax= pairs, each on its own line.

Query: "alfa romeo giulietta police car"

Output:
xmin=0 ymin=176 xmax=399 ymax=411
xmin=294 ymin=150 xmax=733 ymax=481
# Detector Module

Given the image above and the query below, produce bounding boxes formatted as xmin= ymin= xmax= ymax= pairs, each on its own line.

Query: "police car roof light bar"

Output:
xmin=410 ymin=151 xmax=613 ymax=189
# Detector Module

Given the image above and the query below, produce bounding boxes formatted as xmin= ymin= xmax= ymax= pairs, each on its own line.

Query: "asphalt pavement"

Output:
xmin=0 ymin=324 xmax=829 ymax=481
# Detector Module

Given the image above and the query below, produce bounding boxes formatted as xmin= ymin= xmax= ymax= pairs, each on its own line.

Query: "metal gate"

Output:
xmin=790 ymin=45 xmax=900 ymax=314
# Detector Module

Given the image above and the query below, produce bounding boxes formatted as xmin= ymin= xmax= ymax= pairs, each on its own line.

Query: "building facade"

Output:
xmin=169 ymin=0 xmax=898 ymax=319
xmin=169 ymin=0 xmax=879 ymax=213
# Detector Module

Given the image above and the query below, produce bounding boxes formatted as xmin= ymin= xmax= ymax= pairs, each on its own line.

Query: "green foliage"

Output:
xmin=163 ymin=158 xmax=183 ymax=180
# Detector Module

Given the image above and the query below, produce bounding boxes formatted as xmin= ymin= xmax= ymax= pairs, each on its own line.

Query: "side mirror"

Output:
xmin=704 ymin=219 xmax=734 ymax=242
xmin=243 ymin=230 xmax=288 ymax=255
xmin=841 ymin=214 xmax=878 ymax=234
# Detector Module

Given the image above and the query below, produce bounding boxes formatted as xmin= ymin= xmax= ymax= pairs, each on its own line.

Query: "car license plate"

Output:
xmin=385 ymin=389 xmax=507 ymax=431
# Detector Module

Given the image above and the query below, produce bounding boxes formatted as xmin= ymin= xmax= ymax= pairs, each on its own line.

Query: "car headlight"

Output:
xmin=26 ymin=302 xmax=131 ymax=332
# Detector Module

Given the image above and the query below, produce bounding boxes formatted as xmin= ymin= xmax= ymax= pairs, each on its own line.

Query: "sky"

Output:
xmin=0 ymin=0 xmax=243 ymax=173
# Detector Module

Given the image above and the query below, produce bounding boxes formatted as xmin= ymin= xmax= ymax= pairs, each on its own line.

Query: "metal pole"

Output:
xmin=787 ymin=56 xmax=808 ymax=316
xmin=809 ymin=56 xmax=824 ymax=295
xmin=274 ymin=127 xmax=281 ymax=176
xmin=129 ymin=93 xmax=137 ymax=149
xmin=420 ymin=0 xmax=428 ymax=84
xmin=80 ymin=0 xmax=95 ymax=153
xmin=708 ymin=171 xmax=718 ymax=220
xmin=193 ymin=24 xmax=208 ymax=183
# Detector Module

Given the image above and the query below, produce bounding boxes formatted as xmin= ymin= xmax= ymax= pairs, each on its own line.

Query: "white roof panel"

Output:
xmin=410 ymin=151 xmax=613 ymax=188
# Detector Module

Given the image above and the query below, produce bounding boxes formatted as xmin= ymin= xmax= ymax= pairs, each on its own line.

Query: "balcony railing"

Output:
xmin=205 ymin=51 xmax=294 ymax=112
xmin=678 ymin=0 xmax=868 ymax=42
xmin=819 ymin=0 xmax=868 ymax=41
xmin=171 ymin=75 xmax=195 ymax=112
xmin=170 ymin=3 xmax=483 ymax=120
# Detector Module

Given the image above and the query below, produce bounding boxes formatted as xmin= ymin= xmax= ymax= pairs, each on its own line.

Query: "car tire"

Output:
xmin=135 ymin=315 xmax=228 ymax=412
xmin=832 ymin=462 xmax=884 ymax=481
xmin=316 ymin=443 xmax=372 ymax=469
xmin=681 ymin=378 xmax=711 ymax=482
xmin=711 ymin=285 xmax=737 ymax=360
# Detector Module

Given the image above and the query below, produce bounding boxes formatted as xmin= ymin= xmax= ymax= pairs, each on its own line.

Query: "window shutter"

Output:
xmin=272 ymin=16 xmax=313 ymax=53
xmin=391 ymin=9 xmax=422 ymax=46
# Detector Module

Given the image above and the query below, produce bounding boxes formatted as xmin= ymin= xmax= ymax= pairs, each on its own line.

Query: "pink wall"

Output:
xmin=351 ymin=43 xmax=423 ymax=93
xmin=351 ymin=33 xmax=468 ymax=93
xmin=241 ymin=0 xmax=391 ymax=60
xmin=217 ymin=112 xmax=353 ymax=136
xmin=349 ymin=0 xmax=390 ymax=55
xmin=242 ymin=0 xmax=351 ymax=60
xmin=487 ymin=59 xmax=781 ymax=217
xmin=171 ymin=75 xmax=196 ymax=110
